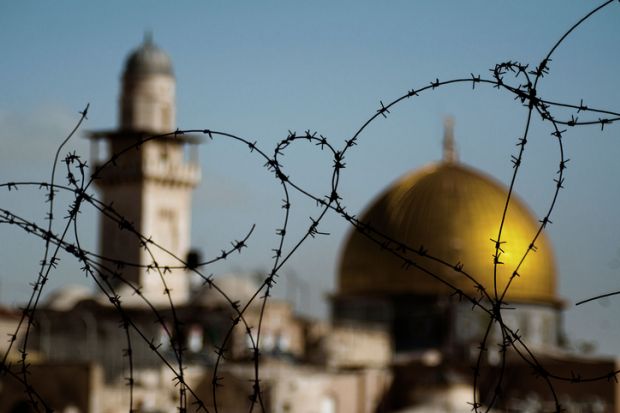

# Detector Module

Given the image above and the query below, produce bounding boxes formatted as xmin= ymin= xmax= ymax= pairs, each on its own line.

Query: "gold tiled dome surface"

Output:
xmin=338 ymin=162 xmax=557 ymax=304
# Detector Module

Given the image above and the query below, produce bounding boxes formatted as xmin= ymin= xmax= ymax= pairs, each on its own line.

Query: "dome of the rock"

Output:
xmin=338 ymin=161 xmax=557 ymax=305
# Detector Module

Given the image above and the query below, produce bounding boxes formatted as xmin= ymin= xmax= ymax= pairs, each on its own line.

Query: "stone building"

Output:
xmin=1 ymin=36 xmax=618 ymax=413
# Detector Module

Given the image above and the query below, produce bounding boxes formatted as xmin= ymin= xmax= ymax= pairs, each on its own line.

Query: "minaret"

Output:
xmin=89 ymin=35 xmax=200 ymax=306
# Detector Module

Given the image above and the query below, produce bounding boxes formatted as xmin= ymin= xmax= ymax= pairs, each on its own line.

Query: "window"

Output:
xmin=156 ymin=209 xmax=178 ymax=251
xmin=320 ymin=396 xmax=336 ymax=413
xmin=161 ymin=106 xmax=171 ymax=130
xmin=188 ymin=325 xmax=203 ymax=352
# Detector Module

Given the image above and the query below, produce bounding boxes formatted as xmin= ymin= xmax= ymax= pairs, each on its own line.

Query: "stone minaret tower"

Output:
xmin=90 ymin=35 xmax=200 ymax=306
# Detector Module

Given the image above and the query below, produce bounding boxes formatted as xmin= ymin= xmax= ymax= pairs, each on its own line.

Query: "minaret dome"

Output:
xmin=123 ymin=32 xmax=174 ymax=79
xmin=120 ymin=33 xmax=175 ymax=133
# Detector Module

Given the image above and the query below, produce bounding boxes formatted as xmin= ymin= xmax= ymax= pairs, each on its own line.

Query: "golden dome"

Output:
xmin=338 ymin=161 xmax=558 ymax=304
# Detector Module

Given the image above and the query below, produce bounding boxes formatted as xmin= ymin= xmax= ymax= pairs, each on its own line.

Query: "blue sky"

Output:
xmin=1 ymin=1 xmax=619 ymax=354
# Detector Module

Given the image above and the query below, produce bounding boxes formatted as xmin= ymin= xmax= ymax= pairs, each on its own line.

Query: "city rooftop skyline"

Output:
xmin=1 ymin=1 xmax=619 ymax=355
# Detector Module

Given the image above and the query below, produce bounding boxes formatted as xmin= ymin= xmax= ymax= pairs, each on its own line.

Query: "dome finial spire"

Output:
xmin=144 ymin=30 xmax=153 ymax=46
xmin=443 ymin=116 xmax=458 ymax=163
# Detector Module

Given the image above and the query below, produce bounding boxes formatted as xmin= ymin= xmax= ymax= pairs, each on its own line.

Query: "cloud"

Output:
xmin=195 ymin=173 xmax=253 ymax=209
xmin=0 ymin=105 xmax=88 ymax=164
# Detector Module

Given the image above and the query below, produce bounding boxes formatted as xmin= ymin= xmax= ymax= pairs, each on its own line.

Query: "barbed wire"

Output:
xmin=1 ymin=1 xmax=619 ymax=412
